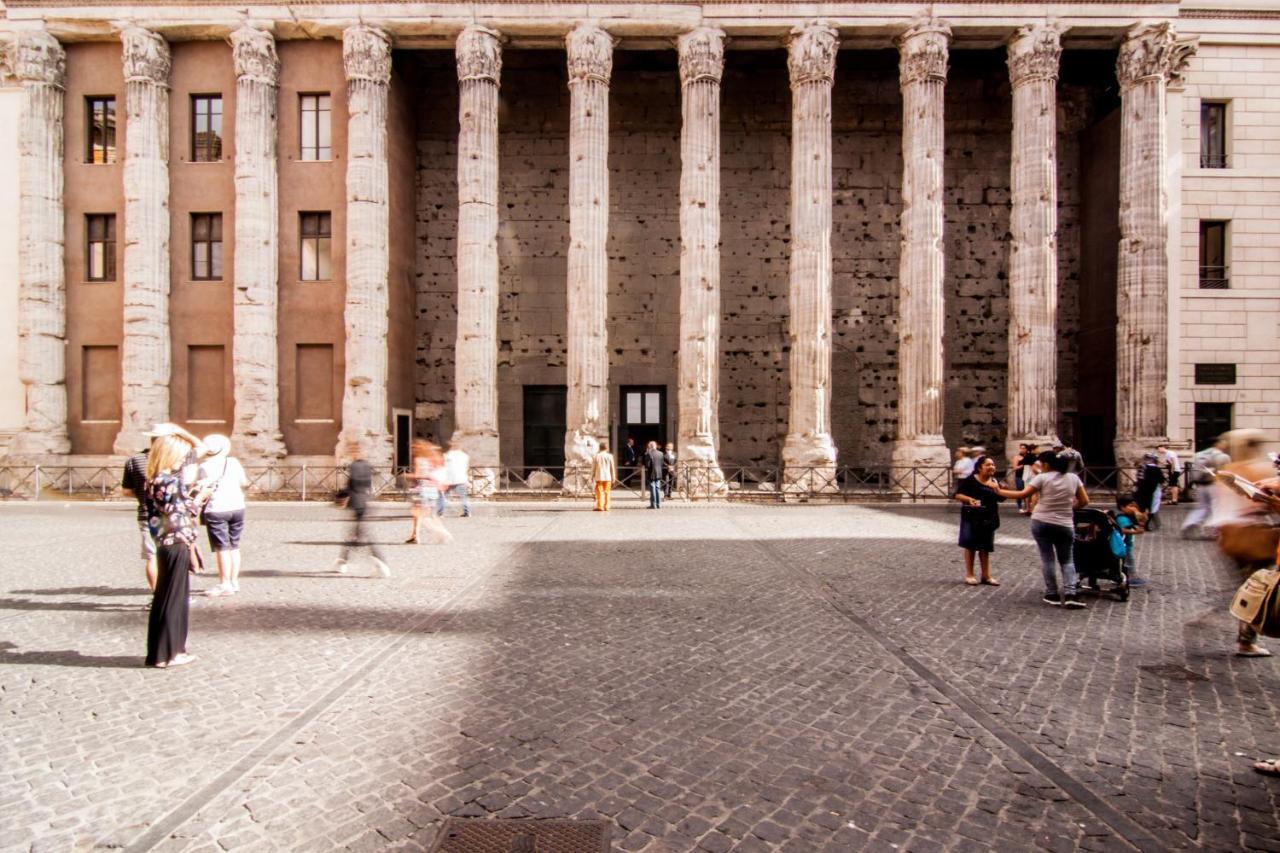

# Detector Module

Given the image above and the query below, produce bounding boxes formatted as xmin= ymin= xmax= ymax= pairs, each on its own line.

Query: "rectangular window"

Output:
xmin=1199 ymin=220 xmax=1229 ymax=289
xmin=86 ymin=96 xmax=116 ymax=164
xmin=81 ymin=345 xmax=121 ymax=421
xmin=191 ymin=213 xmax=223 ymax=280
xmin=295 ymin=344 xmax=335 ymax=421
xmin=299 ymin=211 xmax=332 ymax=281
xmin=191 ymin=95 xmax=223 ymax=162
xmin=1194 ymin=363 xmax=1237 ymax=385
xmin=1201 ymin=102 xmax=1228 ymax=168
xmin=300 ymin=94 xmax=332 ymax=161
xmin=86 ymin=214 xmax=116 ymax=281
xmin=187 ymin=345 xmax=226 ymax=421
xmin=1194 ymin=402 xmax=1233 ymax=451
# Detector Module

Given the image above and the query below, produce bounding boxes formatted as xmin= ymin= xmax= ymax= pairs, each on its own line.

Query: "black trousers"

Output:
xmin=146 ymin=543 xmax=191 ymax=666
xmin=341 ymin=506 xmax=385 ymax=561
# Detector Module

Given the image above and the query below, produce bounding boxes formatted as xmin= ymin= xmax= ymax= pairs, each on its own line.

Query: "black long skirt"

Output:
xmin=146 ymin=543 xmax=191 ymax=667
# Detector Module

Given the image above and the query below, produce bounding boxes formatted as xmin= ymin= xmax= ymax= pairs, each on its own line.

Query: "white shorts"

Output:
xmin=139 ymin=521 xmax=157 ymax=560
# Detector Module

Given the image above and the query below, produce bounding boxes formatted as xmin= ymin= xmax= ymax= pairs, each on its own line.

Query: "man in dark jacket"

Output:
xmin=336 ymin=443 xmax=392 ymax=577
xmin=644 ymin=441 xmax=665 ymax=509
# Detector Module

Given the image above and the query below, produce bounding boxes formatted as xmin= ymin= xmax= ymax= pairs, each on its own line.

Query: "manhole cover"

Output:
xmin=1140 ymin=664 xmax=1209 ymax=683
xmin=428 ymin=818 xmax=611 ymax=853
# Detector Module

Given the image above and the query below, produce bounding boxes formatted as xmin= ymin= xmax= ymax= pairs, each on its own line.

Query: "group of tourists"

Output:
xmin=601 ymin=437 xmax=677 ymax=510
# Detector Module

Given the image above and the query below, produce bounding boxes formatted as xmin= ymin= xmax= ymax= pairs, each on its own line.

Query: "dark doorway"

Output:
xmin=619 ymin=386 xmax=667 ymax=452
xmin=393 ymin=409 xmax=412 ymax=472
xmin=1194 ymin=403 xmax=1233 ymax=451
xmin=523 ymin=385 xmax=566 ymax=470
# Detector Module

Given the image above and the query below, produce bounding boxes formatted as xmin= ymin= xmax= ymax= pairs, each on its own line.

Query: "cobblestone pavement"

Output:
xmin=1 ymin=499 xmax=1277 ymax=852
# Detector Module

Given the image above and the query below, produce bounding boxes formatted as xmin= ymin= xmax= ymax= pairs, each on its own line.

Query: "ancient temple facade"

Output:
xmin=0 ymin=1 xmax=1276 ymax=479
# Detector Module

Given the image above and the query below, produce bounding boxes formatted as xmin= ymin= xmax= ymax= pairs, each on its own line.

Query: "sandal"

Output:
xmin=981 ymin=577 xmax=1001 ymax=586
xmin=964 ymin=577 xmax=980 ymax=586
xmin=166 ymin=653 xmax=197 ymax=668
xmin=1254 ymin=759 xmax=1280 ymax=776
xmin=1236 ymin=644 xmax=1273 ymax=658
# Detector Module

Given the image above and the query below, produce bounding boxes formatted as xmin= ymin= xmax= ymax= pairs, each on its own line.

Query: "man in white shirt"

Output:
xmin=438 ymin=444 xmax=471 ymax=517
xmin=1156 ymin=443 xmax=1183 ymax=504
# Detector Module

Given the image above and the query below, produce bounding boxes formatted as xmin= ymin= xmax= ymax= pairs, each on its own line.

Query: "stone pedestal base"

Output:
xmin=1005 ymin=432 xmax=1060 ymax=457
xmin=782 ymin=432 xmax=838 ymax=494
xmin=891 ymin=436 xmax=952 ymax=497
xmin=9 ymin=432 xmax=70 ymax=458
xmin=1114 ymin=436 xmax=1167 ymax=471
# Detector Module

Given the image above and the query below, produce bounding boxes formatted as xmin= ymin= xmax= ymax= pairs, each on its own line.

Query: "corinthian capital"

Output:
xmin=3 ymin=30 xmax=65 ymax=88
xmin=121 ymin=27 xmax=170 ymax=85
xmin=1007 ymin=24 xmax=1062 ymax=87
xmin=457 ymin=25 xmax=502 ymax=84
xmin=897 ymin=20 xmax=951 ymax=87
xmin=231 ymin=25 xmax=279 ymax=87
xmin=1117 ymin=22 xmax=1197 ymax=90
xmin=566 ymin=23 xmax=614 ymax=84
xmin=343 ymin=25 xmax=392 ymax=85
xmin=678 ymin=27 xmax=726 ymax=85
xmin=787 ymin=22 xmax=838 ymax=87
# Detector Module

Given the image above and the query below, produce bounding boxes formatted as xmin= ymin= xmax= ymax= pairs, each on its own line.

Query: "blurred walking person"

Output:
xmin=198 ymin=434 xmax=249 ymax=597
xmin=1183 ymin=435 xmax=1229 ymax=538
xmin=1135 ymin=452 xmax=1166 ymax=530
xmin=336 ymin=442 xmax=392 ymax=576
xmin=438 ymin=443 xmax=472 ymax=518
xmin=592 ymin=442 xmax=616 ymax=511
xmin=144 ymin=434 xmax=202 ymax=668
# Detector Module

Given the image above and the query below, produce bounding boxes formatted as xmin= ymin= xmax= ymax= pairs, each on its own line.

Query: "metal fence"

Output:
xmin=0 ymin=462 xmax=1141 ymax=504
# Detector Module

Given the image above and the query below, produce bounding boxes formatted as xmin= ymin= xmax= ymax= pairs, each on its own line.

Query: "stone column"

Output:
xmin=1005 ymin=24 xmax=1062 ymax=454
xmin=676 ymin=27 xmax=727 ymax=495
xmin=337 ymin=25 xmax=393 ymax=465
xmin=1114 ymin=23 xmax=1196 ymax=467
xmin=113 ymin=27 xmax=171 ymax=455
xmin=6 ymin=32 xmax=70 ymax=458
xmin=230 ymin=25 xmax=286 ymax=461
xmin=891 ymin=21 xmax=952 ymax=475
xmin=782 ymin=22 xmax=839 ymax=492
xmin=452 ymin=25 xmax=502 ymax=491
xmin=563 ymin=24 xmax=614 ymax=493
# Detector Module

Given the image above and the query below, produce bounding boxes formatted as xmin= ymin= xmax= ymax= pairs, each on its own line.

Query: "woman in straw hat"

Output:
xmin=198 ymin=434 xmax=250 ymax=596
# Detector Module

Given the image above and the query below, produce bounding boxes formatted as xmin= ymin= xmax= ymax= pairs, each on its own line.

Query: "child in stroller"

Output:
xmin=1073 ymin=505 xmax=1131 ymax=601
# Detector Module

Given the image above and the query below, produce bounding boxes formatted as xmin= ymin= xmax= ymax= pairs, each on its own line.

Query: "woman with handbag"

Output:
xmin=144 ymin=434 xmax=202 ymax=668
xmin=953 ymin=455 xmax=1004 ymax=587
xmin=198 ymin=434 xmax=249 ymax=597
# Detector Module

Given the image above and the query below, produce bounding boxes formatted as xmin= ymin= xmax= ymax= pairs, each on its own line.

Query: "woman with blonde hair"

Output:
xmin=144 ymin=433 xmax=201 ymax=668
xmin=406 ymin=440 xmax=452 ymax=545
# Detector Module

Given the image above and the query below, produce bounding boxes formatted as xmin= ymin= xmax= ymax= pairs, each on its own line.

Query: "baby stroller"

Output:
xmin=1073 ymin=507 xmax=1130 ymax=601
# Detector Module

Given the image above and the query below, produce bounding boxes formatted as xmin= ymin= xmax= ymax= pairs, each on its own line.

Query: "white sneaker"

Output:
xmin=334 ymin=559 xmax=349 ymax=574
xmin=371 ymin=557 xmax=392 ymax=578
xmin=205 ymin=584 xmax=228 ymax=597
xmin=230 ymin=580 xmax=240 ymax=593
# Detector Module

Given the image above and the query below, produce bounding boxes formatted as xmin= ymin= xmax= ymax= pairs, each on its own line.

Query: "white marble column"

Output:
xmin=452 ymin=25 xmax=502 ymax=490
xmin=337 ymin=25 xmax=393 ymax=465
xmin=1005 ymin=24 xmax=1063 ymax=453
xmin=6 ymin=32 xmax=70 ymax=458
xmin=676 ymin=27 xmax=727 ymax=494
xmin=1114 ymin=23 xmax=1196 ymax=467
xmin=891 ymin=21 xmax=952 ymax=473
xmin=230 ymin=25 xmax=286 ymax=461
xmin=563 ymin=24 xmax=614 ymax=492
xmin=113 ymin=27 xmax=171 ymax=455
xmin=782 ymin=22 xmax=839 ymax=491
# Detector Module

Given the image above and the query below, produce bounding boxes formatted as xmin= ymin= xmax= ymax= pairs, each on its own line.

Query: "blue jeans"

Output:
xmin=1031 ymin=520 xmax=1077 ymax=597
xmin=436 ymin=484 xmax=470 ymax=516
xmin=648 ymin=480 xmax=662 ymax=508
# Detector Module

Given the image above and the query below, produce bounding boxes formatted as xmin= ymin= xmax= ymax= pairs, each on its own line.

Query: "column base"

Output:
xmin=782 ymin=432 xmax=838 ymax=494
xmin=335 ymin=429 xmax=394 ymax=468
xmin=562 ymin=427 xmax=603 ymax=497
xmin=1005 ymin=432 xmax=1060 ymax=458
xmin=231 ymin=430 xmax=287 ymax=463
xmin=891 ymin=436 xmax=952 ymax=497
xmin=1114 ymin=436 xmax=1167 ymax=471
xmin=112 ymin=426 xmax=151 ymax=458
xmin=450 ymin=430 xmax=499 ymax=470
xmin=8 ymin=430 xmax=71 ymax=458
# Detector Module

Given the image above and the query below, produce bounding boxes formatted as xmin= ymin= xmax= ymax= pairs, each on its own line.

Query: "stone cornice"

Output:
xmin=896 ymin=20 xmax=950 ymax=87
xmin=342 ymin=24 xmax=392 ymax=84
xmin=3 ymin=29 xmax=65 ymax=88
xmin=1007 ymin=23 xmax=1062 ymax=87
xmin=456 ymin=24 xmax=502 ymax=84
xmin=786 ymin=21 xmax=838 ymax=87
xmin=677 ymin=26 xmax=725 ymax=85
xmin=566 ymin=23 xmax=613 ymax=85
xmin=121 ymin=26 xmax=170 ymax=85
xmin=1116 ymin=21 xmax=1197 ymax=89
xmin=230 ymin=24 xmax=279 ymax=87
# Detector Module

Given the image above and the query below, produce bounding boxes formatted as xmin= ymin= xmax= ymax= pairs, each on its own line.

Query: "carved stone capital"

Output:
xmin=1117 ymin=22 xmax=1197 ymax=90
xmin=4 ymin=30 xmax=65 ymax=88
xmin=231 ymin=25 xmax=279 ymax=88
xmin=566 ymin=23 xmax=614 ymax=84
xmin=897 ymin=20 xmax=951 ymax=87
xmin=457 ymin=25 xmax=502 ymax=84
xmin=1007 ymin=23 xmax=1062 ymax=87
xmin=343 ymin=25 xmax=391 ymax=85
xmin=787 ymin=22 xmax=838 ymax=87
xmin=678 ymin=27 xmax=726 ymax=85
xmin=121 ymin=27 xmax=170 ymax=86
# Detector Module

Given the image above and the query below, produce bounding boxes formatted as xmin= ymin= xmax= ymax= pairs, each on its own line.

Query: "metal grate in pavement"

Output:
xmin=428 ymin=818 xmax=611 ymax=853
xmin=1140 ymin=664 xmax=1210 ymax=683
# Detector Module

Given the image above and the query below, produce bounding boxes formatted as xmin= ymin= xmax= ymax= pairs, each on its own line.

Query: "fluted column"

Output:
xmin=6 ymin=32 xmax=70 ymax=458
xmin=230 ymin=25 xmax=286 ymax=461
xmin=676 ymin=27 xmax=726 ymax=494
xmin=452 ymin=25 xmax=502 ymax=491
xmin=891 ymin=21 xmax=952 ymax=474
xmin=337 ymin=25 xmax=393 ymax=465
xmin=782 ymin=22 xmax=839 ymax=491
xmin=1006 ymin=24 xmax=1063 ymax=453
xmin=113 ymin=27 xmax=171 ymax=455
xmin=563 ymin=24 xmax=614 ymax=493
xmin=1113 ymin=23 xmax=1196 ymax=467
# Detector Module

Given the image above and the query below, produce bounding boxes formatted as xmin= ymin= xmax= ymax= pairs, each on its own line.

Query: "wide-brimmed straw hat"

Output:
xmin=203 ymin=434 xmax=231 ymax=458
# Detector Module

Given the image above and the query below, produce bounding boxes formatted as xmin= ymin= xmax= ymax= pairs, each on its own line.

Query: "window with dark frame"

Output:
xmin=86 ymin=214 xmax=116 ymax=281
xmin=1199 ymin=220 xmax=1229 ymax=289
xmin=191 ymin=95 xmax=223 ymax=161
xmin=299 ymin=211 xmax=332 ymax=281
xmin=86 ymin=96 xmax=116 ymax=164
xmin=299 ymin=94 xmax=332 ymax=161
xmin=191 ymin=213 xmax=223 ymax=280
xmin=1201 ymin=102 xmax=1228 ymax=168
xmin=1194 ymin=363 xmax=1237 ymax=385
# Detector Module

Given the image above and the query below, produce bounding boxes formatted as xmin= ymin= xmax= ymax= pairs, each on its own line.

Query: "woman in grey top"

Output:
xmin=1000 ymin=450 xmax=1091 ymax=608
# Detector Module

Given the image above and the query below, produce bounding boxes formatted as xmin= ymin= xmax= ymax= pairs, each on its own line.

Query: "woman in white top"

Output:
xmin=999 ymin=450 xmax=1090 ymax=609
xmin=197 ymin=434 xmax=249 ymax=596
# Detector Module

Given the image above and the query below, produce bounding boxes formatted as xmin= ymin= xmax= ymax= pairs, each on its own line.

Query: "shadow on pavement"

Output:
xmin=0 ymin=642 xmax=139 ymax=668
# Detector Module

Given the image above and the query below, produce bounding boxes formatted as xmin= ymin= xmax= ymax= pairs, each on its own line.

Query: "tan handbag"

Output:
xmin=1230 ymin=568 xmax=1280 ymax=637
xmin=1217 ymin=523 xmax=1280 ymax=569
